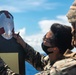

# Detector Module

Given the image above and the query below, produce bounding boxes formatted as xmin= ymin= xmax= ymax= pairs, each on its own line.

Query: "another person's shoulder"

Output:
xmin=36 ymin=51 xmax=76 ymax=75
xmin=52 ymin=52 xmax=76 ymax=75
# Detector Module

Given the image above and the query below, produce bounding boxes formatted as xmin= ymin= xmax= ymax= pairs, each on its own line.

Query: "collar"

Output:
xmin=63 ymin=49 xmax=76 ymax=58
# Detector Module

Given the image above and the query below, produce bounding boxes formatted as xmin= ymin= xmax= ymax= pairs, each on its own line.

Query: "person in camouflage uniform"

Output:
xmin=0 ymin=23 xmax=76 ymax=75
xmin=1 ymin=1 xmax=76 ymax=74
xmin=13 ymin=23 xmax=76 ymax=75
xmin=67 ymin=0 xmax=76 ymax=47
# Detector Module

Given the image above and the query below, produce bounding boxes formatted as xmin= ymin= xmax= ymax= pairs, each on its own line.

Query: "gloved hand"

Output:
xmin=13 ymin=33 xmax=26 ymax=48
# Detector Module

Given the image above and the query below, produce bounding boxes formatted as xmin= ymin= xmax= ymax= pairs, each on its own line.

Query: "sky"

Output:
xmin=0 ymin=0 xmax=75 ymax=53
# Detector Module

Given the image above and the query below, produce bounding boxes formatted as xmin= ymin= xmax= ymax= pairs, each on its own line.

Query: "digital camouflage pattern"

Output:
xmin=66 ymin=0 xmax=76 ymax=47
xmin=66 ymin=0 xmax=76 ymax=23
xmin=25 ymin=43 xmax=76 ymax=75
xmin=41 ymin=57 xmax=76 ymax=75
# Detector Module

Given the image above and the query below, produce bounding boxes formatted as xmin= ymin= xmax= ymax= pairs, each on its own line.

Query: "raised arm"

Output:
xmin=13 ymin=34 xmax=50 ymax=71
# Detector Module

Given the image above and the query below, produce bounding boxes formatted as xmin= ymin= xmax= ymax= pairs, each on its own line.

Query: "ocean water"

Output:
xmin=26 ymin=62 xmax=39 ymax=75
xmin=25 ymin=53 xmax=46 ymax=75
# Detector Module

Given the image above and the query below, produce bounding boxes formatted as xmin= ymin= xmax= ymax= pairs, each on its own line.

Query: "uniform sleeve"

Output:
xmin=24 ymin=43 xmax=49 ymax=71
xmin=0 ymin=57 xmax=20 ymax=75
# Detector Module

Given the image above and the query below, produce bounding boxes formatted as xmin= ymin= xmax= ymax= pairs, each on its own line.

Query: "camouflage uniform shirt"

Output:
xmin=25 ymin=43 xmax=76 ymax=75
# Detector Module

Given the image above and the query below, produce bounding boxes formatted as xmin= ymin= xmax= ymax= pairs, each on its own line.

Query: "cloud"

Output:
xmin=16 ymin=15 xmax=74 ymax=53
xmin=0 ymin=5 xmax=20 ymax=12
xmin=19 ymin=28 xmax=26 ymax=38
xmin=39 ymin=15 xmax=71 ymax=33
xmin=18 ymin=28 xmax=44 ymax=53
xmin=0 ymin=0 xmax=60 ymax=12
